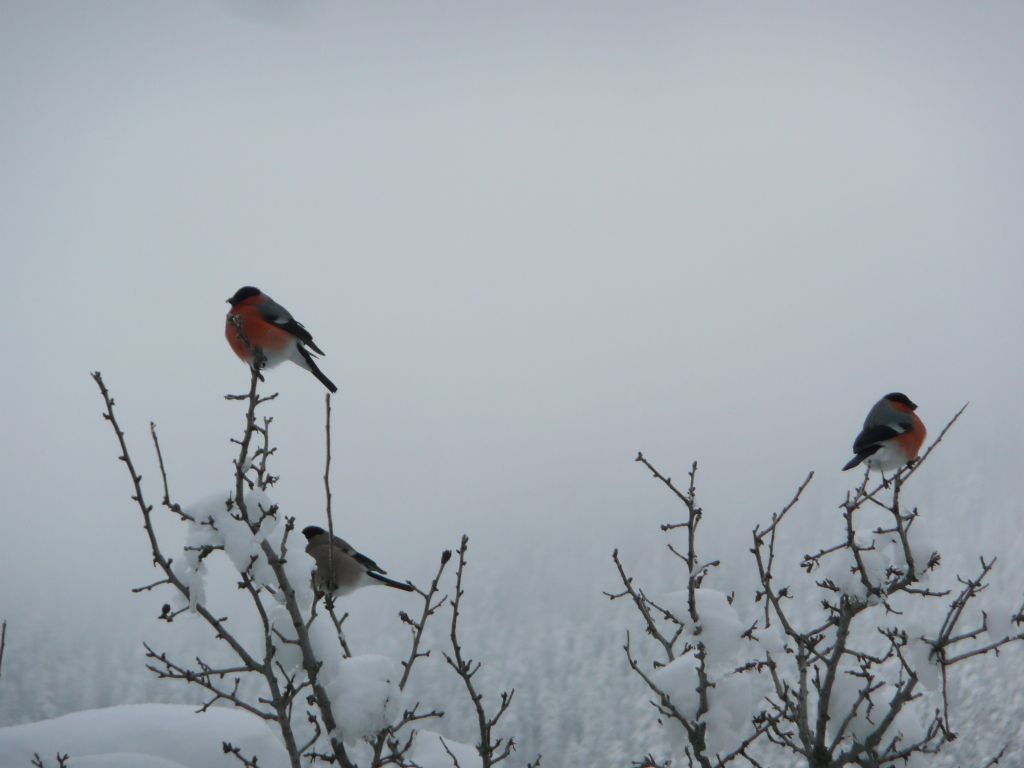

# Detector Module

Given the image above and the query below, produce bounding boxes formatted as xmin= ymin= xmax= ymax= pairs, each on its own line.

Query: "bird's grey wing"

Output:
xmin=851 ymin=424 xmax=904 ymax=454
xmin=856 ymin=400 xmax=913 ymax=452
xmin=255 ymin=295 xmax=322 ymax=353
xmin=307 ymin=537 xmax=370 ymax=590
xmin=863 ymin=400 xmax=913 ymax=431
xmin=332 ymin=535 xmax=386 ymax=574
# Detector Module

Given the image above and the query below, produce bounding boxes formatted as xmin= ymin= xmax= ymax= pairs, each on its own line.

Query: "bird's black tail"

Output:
xmin=297 ymin=345 xmax=338 ymax=393
xmin=368 ymin=572 xmax=414 ymax=591
xmin=842 ymin=448 xmax=877 ymax=471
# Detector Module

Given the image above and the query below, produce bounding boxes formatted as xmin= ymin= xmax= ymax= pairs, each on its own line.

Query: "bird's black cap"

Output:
xmin=302 ymin=525 xmax=327 ymax=539
xmin=227 ymin=286 xmax=261 ymax=305
xmin=884 ymin=392 xmax=917 ymax=410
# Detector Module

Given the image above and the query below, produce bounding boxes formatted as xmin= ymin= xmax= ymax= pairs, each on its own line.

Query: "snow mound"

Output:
xmin=406 ymin=729 xmax=481 ymax=768
xmin=0 ymin=703 xmax=288 ymax=768
xmin=66 ymin=754 xmax=192 ymax=768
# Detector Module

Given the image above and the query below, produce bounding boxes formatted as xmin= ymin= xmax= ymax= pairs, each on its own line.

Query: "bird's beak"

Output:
xmin=225 ymin=298 xmax=231 ymax=304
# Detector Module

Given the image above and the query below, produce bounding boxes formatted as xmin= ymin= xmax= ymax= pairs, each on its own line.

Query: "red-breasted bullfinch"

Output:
xmin=225 ymin=286 xmax=337 ymax=392
xmin=301 ymin=525 xmax=414 ymax=595
xmin=842 ymin=392 xmax=927 ymax=472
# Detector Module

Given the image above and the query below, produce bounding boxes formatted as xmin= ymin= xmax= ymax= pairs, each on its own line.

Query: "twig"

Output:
xmin=223 ymin=741 xmax=262 ymax=767
xmin=324 ymin=393 xmax=336 ymax=604
xmin=443 ymin=536 xmax=518 ymax=768
xmin=440 ymin=735 xmax=465 ymax=768
xmin=31 ymin=755 xmax=71 ymax=768
xmin=370 ymin=549 xmax=453 ymax=766
xmin=150 ymin=422 xmax=193 ymax=522
xmin=93 ymin=370 xmax=330 ymax=768
xmin=744 ymin=405 xmax=1021 ymax=767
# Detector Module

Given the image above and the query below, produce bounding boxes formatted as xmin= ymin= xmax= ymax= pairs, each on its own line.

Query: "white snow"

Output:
xmin=752 ymin=620 xmax=786 ymax=653
xmin=986 ymin=608 xmax=1014 ymax=641
xmin=266 ymin=602 xmax=305 ymax=672
xmin=650 ymin=650 xmax=758 ymax=759
xmin=170 ymin=491 xmax=317 ymax=617
xmin=689 ymin=589 xmax=744 ymax=670
xmin=907 ymin=516 xmax=938 ymax=576
xmin=660 ymin=589 xmax=692 ymax=626
xmin=827 ymin=671 xmax=878 ymax=743
xmin=654 ymin=587 xmax=760 ymax=756
xmin=325 ymin=654 xmax=401 ymax=744
xmin=905 ymin=626 xmax=942 ymax=692
xmin=406 ymin=729 xmax=481 ymax=768
xmin=63 ymin=755 xmax=191 ymax=768
xmin=652 ymin=653 xmax=701 ymax=721
xmin=820 ymin=525 xmax=930 ymax=601
xmin=662 ymin=588 xmax=745 ymax=670
xmin=0 ymin=704 xmax=289 ymax=768
xmin=703 ymin=672 xmax=755 ymax=757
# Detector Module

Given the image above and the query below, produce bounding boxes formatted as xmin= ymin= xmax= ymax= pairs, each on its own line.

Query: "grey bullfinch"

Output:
xmin=301 ymin=525 xmax=413 ymax=595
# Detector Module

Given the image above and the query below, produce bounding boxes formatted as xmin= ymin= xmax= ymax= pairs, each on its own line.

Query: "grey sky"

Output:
xmin=1 ymin=1 xmax=1022 ymax=653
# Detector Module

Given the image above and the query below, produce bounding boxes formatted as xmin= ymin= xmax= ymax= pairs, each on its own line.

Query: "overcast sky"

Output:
xmin=1 ymin=1 xmax=1022 ymax=650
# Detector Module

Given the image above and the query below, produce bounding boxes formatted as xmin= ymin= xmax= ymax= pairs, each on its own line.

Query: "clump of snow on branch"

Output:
xmin=655 ymin=588 xmax=760 ymax=756
xmin=266 ymin=602 xmax=304 ymax=671
xmin=827 ymin=674 xmax=929 ymax=765
xmin=652 ymin=654 xmax=701 ymax=721
xmin=821 ymin=524 xmax=936 ymax=602
xmin=324 ymin=655 xmax=401 ymax=744
xmin=664 ymin=588 xmax=745 ymax=671
xmin=985 ymin=608 xmax=1015 ymax=641
xmin=169 ymin=490 xmax=316 ymax=614
xmin=904 ymin=622 xmax=942 ymax=692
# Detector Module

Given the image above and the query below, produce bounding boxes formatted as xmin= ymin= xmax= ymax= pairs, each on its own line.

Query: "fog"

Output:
xmin=1 ymin=1 xmax=1022 ymax=762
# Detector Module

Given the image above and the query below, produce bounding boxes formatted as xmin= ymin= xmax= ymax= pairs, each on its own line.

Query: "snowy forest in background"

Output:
xmin=2 ymin=2 xmax=1024 ymax=766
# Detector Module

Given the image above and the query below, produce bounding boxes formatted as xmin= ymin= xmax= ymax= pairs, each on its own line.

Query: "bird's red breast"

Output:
xmin=225 ymin=297 xmax=295 ymax=364
xmin=893 ymin=412 xmax=927 ymax=463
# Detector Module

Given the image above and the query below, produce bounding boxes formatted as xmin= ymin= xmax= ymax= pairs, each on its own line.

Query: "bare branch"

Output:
xmin=368 ymin=549 xmax=453 ymax=766
xmin=443 ymin=535 xmax=520 ymax=768
xmin=222 ymin=741 xmax=262 ymax=767
xmin=150 ymin=422 xmax=193 ymax=522
xmin=31 ymin=755 xmax=71 ymax=768
xmin=94 ymin=370 xmax=345 ymax=768
xmin=324 ymin=392 xmax=336 ymax=597
xmin=608 ymin=549 xmax=681 ymax=660
xmin=439 ymin=735 xmax=465 ymax=768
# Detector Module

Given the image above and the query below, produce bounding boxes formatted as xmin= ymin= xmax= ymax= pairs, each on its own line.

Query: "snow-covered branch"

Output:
xmin=749 ymin=405 xmax=1022 ymax=767
xmin=614 ymin=457 xmax=765 ymax=768
xmin=623 ymin=404 xmax=1022 ymax=768
xmin=93 ymin=369 xmax=537 ymax=768
xmin=368 ymin=548 xmax=452 ymax=766
xmin=94 ymin=369 xmax=332 ymax=767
